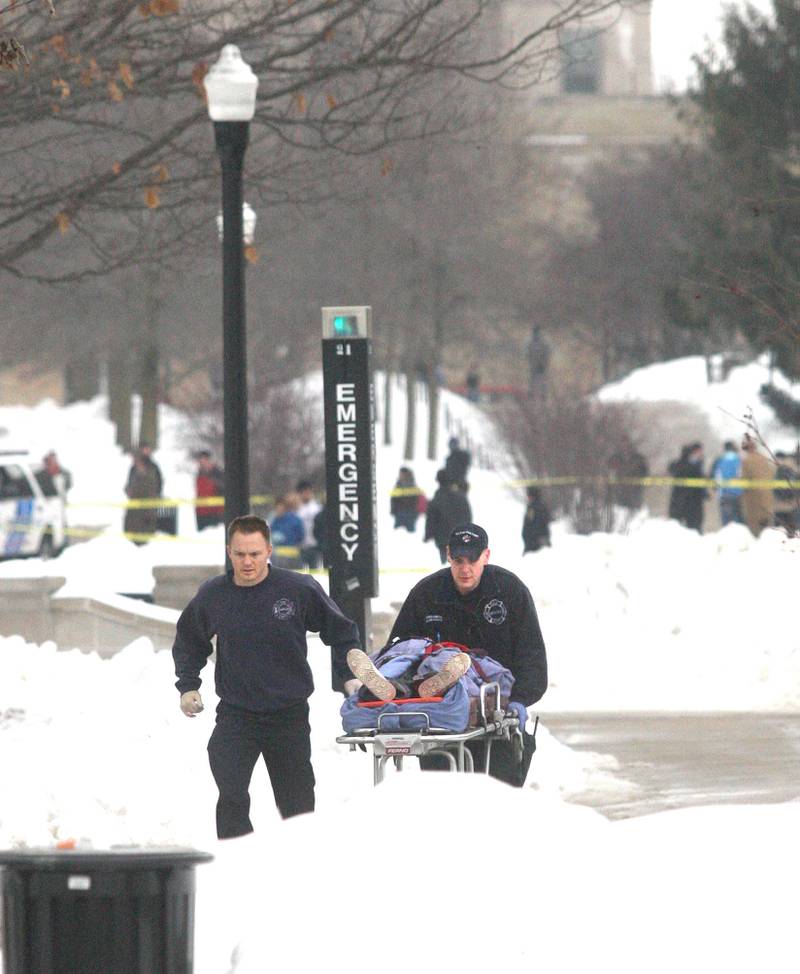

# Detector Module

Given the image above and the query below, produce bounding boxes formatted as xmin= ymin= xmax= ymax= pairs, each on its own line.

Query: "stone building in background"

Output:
xmin=462 ymin=0 xmax=690 ymax=397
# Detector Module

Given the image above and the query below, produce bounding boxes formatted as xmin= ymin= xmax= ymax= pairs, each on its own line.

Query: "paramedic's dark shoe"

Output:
xmin=418 ymin=652 xmax=471 ymax=698
xmin=347 ymin=649 xmax=396 ymax=702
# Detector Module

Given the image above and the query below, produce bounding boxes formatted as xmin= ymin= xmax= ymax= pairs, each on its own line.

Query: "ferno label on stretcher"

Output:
xmin=380 ymin=737 xmax=415 ymax=755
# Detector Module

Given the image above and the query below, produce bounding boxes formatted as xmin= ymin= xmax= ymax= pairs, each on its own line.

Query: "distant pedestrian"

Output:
xmin=668 ymin=444 xmax=691 ymax=524
xmin=424 ymin=470 xmax=472 ymax=563
xmin=710 ymin=441 xmax=743 ymax=526
xmin=270 ymin=493 xmax=305 ymax=550
xmin=668 ymin=442 xmax=708 ymax=532
xmin=683 ymin=442 xmax=708 ymax=533
xmin=444 ymin=436 xmax=471 ymax=489
xmin=740 ymin=433 xmax=775 ymax=537
xmin=527 ymin=325 xmax=550 ymax=400
xmin=195 ymin=450 xmax=224 ymax=531
xmin=124 ymin=449 xmax=160 ymax=544
xmin=295 ymin=480 xmax=323 ymax=569
xmin=390 ymin=466 xmax=423 ymax=532
xmin=465 ymin=366 xmax=481 ymax=403
xmin=522 ymin=486 xmax=551 ymax=553
xmin=38 ymin=450 xmax=72 ymax=500
xmin=136 ymin=441 xmax=163 ymax=496
xmin=772 ymin=451 xmax=798 ymax=535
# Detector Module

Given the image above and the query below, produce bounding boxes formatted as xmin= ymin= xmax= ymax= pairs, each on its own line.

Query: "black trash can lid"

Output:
xmin=0 ymin=846 xmax=214 ymax=871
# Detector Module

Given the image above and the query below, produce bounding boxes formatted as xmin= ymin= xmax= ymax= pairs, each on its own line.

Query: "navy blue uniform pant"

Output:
xmin=208 ymin=701 xmax=315 ymax=838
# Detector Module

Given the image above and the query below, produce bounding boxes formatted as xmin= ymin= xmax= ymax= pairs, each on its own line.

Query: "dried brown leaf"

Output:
xmin=144 ymin=186 xmax=160 ymax=209
xmin=118 ymin=62 xmax=134 ymax=89
xmin=191 ymin=60 xmax=208 ymax=101
xmin=293 ymin=92 xmax=306 ymax=114
xmin=151 ymin=163 xmax=168 ymax=184
xmin=325 ymin=93 xmax=337 ymax=110
xmin=244 ymin=245 xmax=259 ymax=265
xmin=51 ymin=77 xmax=69 ymax=98
xmin=55 ymin=211 xmax=70 ymax=234
xmin=107 ymin=79 xmax=123 ymax=102
xmin=151 ymin=0 xmax=179 ymax=15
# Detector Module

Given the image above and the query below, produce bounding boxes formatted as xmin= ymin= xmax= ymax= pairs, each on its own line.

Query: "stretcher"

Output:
xmin=336 ymin=682 xmax=527 ymax=785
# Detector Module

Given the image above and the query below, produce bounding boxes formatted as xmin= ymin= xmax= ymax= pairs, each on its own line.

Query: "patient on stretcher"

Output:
xmin=346 ymin=646 xmax=471 ymax=701
xmin=340 ymin=639 xmax=516 ymax=735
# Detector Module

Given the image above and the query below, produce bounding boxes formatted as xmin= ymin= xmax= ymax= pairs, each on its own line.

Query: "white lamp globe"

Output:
xmin=205 ymin=45 xmax=258 ymax=122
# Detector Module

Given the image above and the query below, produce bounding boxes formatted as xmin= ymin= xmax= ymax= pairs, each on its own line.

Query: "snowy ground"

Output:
xmin=0 ymin=356 xmax=798 ymax=972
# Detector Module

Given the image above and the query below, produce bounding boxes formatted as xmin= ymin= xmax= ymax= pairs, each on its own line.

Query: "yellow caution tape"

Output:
xmin=508 ymin=476 xmax=798 ymax=490
xmin=66 ymin=494 xmax=275 ymax=510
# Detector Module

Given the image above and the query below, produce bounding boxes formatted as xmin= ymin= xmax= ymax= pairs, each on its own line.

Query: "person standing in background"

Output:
xmin=39 ymin=451 xmax=73 ymax=500
xmin=390 ymin=466 xmax=422 ymax=532
xmin=444 ymin=437 xmax=472 ymax=490
xmin=710 ymin=441 xmax=744 ymax=526
xmin=425 ymin=470 xmax=472 ymax=563
xmin=136 ymin=441 xmax=163 ymax=496
xmin=522 ymin=486 xmax=551 ymax=553
xmin=124 ymin=449 xmax=160 ymax=544
xmin=295 ymin=480 xmax=322 ymax=569
xmin=195 ymin=450 xmax=225 ymax=531
xmin=740 ymin=433 xmax=775 ymax=537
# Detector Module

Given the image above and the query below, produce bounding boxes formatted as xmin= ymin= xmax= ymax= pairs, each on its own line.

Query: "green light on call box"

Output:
xmin=321 ymin=306 xmax=372 ymax=340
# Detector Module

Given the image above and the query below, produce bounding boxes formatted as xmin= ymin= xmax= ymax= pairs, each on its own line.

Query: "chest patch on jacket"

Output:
xmin=425 ymin=614 xmax=443 ymax=623
xmin=272 ymin=598 xmax=296 ymax=621
xmin=483 ymin=599 xmax=507 ymax=625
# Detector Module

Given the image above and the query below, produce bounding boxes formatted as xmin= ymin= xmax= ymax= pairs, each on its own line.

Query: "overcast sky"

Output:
xmin=651 ymin=0 xmax=774 ymax=91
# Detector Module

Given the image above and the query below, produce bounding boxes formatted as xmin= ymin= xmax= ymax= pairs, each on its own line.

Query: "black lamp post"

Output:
xmin=205 ymin=45 xmax=258 ymax=533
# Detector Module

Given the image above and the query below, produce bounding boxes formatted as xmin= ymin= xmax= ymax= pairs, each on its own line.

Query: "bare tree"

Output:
xmin=0 ymin=0 xmax=634 ymax=282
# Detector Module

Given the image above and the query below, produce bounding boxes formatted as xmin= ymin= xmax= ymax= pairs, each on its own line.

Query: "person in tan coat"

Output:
xmin=740 ymin=434 xmax=775 ymax=537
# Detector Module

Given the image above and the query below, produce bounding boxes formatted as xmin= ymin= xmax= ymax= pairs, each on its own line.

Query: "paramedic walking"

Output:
xmin=172 ymin=514 xmax=361 ymax=838
xmin=387 ymin=523 xmax=547 ymax=786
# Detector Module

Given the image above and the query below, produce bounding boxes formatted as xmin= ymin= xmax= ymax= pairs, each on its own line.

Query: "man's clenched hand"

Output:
xmin=180 ymin=690 xmax=204 ymax=717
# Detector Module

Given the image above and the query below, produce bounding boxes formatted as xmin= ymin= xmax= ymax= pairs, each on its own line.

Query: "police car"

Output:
xmin=0 ymin=452 xmax=67 ymax=559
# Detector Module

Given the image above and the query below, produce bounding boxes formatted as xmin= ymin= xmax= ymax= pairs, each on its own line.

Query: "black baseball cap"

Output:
xmin=447 ymin=523 xmax=488 ymax=560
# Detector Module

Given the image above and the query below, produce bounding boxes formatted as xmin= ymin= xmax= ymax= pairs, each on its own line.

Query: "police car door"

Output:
xmin=0 ymin=463 xmax=44 ymax=557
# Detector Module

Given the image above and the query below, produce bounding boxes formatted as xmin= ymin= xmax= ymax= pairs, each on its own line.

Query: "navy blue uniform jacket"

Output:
xmin=172 ymin=567 xmax=360 ymax=713
xmin=388 ymin=564 xmax=547 ymax=707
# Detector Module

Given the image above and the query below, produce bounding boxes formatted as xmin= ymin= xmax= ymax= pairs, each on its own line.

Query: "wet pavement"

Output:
xmin=540 ymin=712 xmax=800 ymax=820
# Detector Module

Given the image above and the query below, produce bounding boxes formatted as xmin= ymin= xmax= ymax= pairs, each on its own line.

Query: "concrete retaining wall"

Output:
xmin=0 ymin=569 xmax=399 ymax=657
xmin=152 ymin=564 xmax=223 ymax=611
xmin=52 ymin=593 xmax=179 ymax=657
xmin=0 ymin=576 xmax=66 ymax=645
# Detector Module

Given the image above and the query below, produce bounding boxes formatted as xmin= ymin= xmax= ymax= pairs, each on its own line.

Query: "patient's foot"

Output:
xmin=418 ymin=652 xmax=471 ymax=698
xmin=346 ymin=649 xmax=396 ymax=702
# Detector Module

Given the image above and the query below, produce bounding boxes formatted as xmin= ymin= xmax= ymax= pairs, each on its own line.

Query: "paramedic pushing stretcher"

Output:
xmin=172 ymin=515 xmax=361 ymax=839
xmin=388 ymin=523 xmax=547 ymax=786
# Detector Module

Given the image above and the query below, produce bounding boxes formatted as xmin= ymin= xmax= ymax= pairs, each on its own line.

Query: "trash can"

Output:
xmin=0 ymin=847 xmax=213 ymax=974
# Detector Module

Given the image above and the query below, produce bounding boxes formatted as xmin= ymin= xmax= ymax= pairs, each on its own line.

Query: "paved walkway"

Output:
xmin=541 ymin=712 xmax=800 ymax=820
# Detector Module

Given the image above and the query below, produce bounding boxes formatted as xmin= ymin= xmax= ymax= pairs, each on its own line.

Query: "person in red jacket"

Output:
xmin=195 ymin=450 xmax=224 ymax=531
